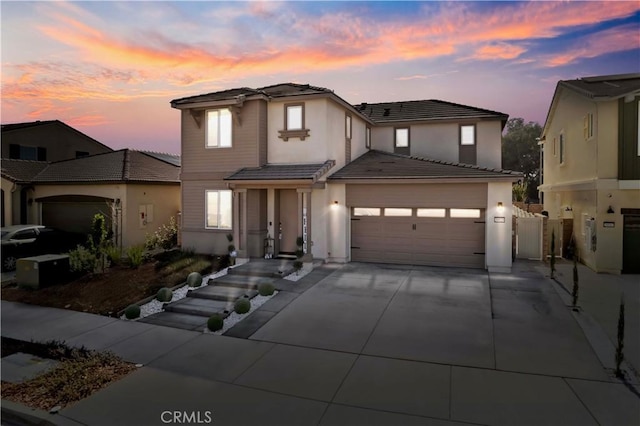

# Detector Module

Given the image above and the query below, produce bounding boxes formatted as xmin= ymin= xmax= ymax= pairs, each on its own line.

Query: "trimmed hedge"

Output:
xmin=234 ymin=298 xmax=251 ymax=314
xmin=207 ymin=314 xmax=224 ymax=332
xmin=124 ymin=304 xmax=140 ymax=319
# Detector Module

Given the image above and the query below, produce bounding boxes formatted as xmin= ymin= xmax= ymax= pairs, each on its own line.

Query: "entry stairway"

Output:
xmin=139 ymin=259 xmax=295 ymax=331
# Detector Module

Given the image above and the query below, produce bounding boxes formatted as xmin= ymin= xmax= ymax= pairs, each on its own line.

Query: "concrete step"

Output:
xmin=207 ymin=274 xmax=271 ymax=290
xmin=138 ymin=312 xmax=208 ymax=331
xmin=164 ymin=297 xmax=234 ymax=317
xmin=228 ymin=260 xmax=294 ymax=278
xmin=189 ymin=285 xmax=258 ymax=302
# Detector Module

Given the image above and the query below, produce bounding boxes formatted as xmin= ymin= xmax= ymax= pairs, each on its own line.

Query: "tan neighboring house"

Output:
xmin=1 ymin=150 xmax=181 ymax=248
xmin=172 ymin=83 xmax=519 ymax=272
xmin=539 ymin=73 xmax=640 ymax=274
xmin=1 ymin=120 xmax=113 ymax=227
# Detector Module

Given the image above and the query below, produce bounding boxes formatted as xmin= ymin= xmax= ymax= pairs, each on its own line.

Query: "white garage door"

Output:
xmin=351 ymin=207 xmax=485 ymax=268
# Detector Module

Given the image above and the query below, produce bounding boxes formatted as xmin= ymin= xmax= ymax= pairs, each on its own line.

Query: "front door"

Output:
xmin=623 ymin=214 xmax=640 ymax=274
xmin=279 ymin=189 xmax=298 ymax=254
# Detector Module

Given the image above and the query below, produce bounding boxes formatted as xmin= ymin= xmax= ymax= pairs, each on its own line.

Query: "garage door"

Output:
xmin=41 ymin=199 xmax=112 ymax=235
xmin=351 ymin=207 xmax=485 ymax=268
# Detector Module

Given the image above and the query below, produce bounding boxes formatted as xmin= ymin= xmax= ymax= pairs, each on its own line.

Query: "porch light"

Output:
xmin=607 ymin=205 xmax=615 ymax=214
xmin=334 ymin=200 xmax=339 ymax=205
xmin=497 ymin=202 xmax=504 ymax=213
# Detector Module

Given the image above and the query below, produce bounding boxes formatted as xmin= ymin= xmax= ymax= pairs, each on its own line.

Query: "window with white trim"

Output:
xmin=206 ymin=109 xmax=232 ymax=148
xmin=365 ymin=127 xmax=371 ymax=149
xmin=584 ymin=113 xmax=594 ymax=140
xmin=345 ymin=113 xmax=352 ymax=140
xmin=559 ymin=132 xmax=565 ymax=164
xmin=286 ymin=104 xmax=303 ymax=130
xmin=206 ymin=190 xmax=232 ymax=229
xmin=395 ymin=128 xmax=409 ymax=148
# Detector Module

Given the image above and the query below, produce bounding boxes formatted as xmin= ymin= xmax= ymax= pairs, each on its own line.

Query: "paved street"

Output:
xmin=1 ymin=261 xmax=639 ymax=426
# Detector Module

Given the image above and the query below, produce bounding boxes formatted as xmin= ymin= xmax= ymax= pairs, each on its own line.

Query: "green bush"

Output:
xmin=156 ymin=287 xmax=173 ymax=302
xmin=124 ymin=304 xmax=140 ymax=319
xmin=293 ymin=260 xmax=303 ymax=271
xmin=207 ymin=314 xmax=224 ymax=331
xmin=258 ymin=282 xmax=275 ymax=296
xmin=104 ymin=244 xmax=122 ymax=266
xmin=145 ymin=216 xmax=178 ymax=250
xmin=187 ymin=272 xmax=203 ymax=287
xmin=234 ymin=298 xmax=251 ymax=314
xmin=69 ymin=245 xmax=99 ymax=274
xmin=127 ymin=245 xmax=145 ymax=269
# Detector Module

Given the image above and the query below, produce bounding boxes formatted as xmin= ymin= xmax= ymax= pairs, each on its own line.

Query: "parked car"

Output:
xmin=1 ymin=225 xmax=85 ymax=271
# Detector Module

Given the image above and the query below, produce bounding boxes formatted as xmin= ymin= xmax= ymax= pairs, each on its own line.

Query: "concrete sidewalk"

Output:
xmin=2 ymin=261 xmax=640 ymax=426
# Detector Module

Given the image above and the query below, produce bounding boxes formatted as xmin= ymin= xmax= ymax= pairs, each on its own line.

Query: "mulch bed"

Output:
xmin=1 ymin=251 xmax=222 ymax=316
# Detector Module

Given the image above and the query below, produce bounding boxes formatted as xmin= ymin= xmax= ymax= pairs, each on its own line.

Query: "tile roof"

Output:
xmin=170 ymin=87 xmax=262 ymax=106
xmin=559 ymin=73 xmax=640 ymax=99
xmin=170 ymin=83 xmax=334 ymax=106
xmin=225 ymin=160 xmax=335 ymax=181
xmin=256 ymin=83 xmax=333 ymax=98
xmin=140 ymin=151 xmax=181 ymax=166
xmin=353 ymin=100 xmax=508 ymax=123
xmin=329 ymin=150 xmax=521 ymax=181
xmin=27 ymin=150 xmax=179 ymax=184
xmin=1 ymin=159 xmax=49 ymax=183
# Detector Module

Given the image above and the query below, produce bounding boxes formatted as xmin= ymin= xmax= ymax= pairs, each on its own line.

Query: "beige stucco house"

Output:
xmin=172 ymin=83 xmax=519 ymax=272
xmin=1 ymin=150 xmax=181 ymax=249
xmin=1 ymin=120 xmax=114 ymax=227
xmin=538 ymin=73 xmax=640 ymax=274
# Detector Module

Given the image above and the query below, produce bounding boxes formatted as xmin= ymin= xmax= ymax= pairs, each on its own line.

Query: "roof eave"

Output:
xmin=328 ymin=176 xmax=521 ymax=184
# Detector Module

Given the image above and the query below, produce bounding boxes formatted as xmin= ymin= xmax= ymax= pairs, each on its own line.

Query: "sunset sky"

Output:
xmin=2 ymin=1 xmax=639 ymax=154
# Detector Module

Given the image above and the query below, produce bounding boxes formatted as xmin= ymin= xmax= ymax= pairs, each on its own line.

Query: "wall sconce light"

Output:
xmin=607 ymin=205 xmax=615 ymax=214
xmin=565 ymin=206 xmax=573 ymax=212
xmin=115 ymin=198 xmax=121 ymax=207
xmin=333 ymin=200 xmax=339 ymax=205
xmin=497 ymin=202 xmax=504 ymax=213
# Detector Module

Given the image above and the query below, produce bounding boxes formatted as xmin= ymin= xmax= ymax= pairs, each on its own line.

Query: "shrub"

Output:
xmin=127 ymin=245 xmax=145 ymax=269
xmin=258 ymin=282 xmax=275 ymax=296
xmin=156 ymin=287 xmax=173 ymax=302
xmin=69 ymin=245 xmax=99 ymax=274
xmin=104 ymin=245 xmax=122 ymax=266
xmin=124 ymin=304 xmax=140 ymax=319
xmin=145 ymin=216 xmax=178 ymax=250
xmin=293 ymin=260 xmax=303 ymax=271
xmin=234 ymin=298 xmax=251 ymax=314
xmin=207 ymin=314 xmax=224 ymax=331
xmin=187 ymin=272 xmax=203 ymax=287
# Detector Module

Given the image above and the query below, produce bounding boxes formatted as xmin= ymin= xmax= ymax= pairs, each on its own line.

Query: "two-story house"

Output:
xmin=538 ymin=73 xmax=640 ymax=274
xmin=171 ymin=83 xmax=519 ymax=272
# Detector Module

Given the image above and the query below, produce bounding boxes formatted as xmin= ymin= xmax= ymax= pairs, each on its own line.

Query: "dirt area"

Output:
xmin=1 ymin=250 xmax=224 ymax=316
xmin=1 ymin=337 xmax=136 ymax=411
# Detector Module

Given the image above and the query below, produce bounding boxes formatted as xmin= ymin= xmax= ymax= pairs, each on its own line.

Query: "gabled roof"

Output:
xmin=170 ymin=87 xmax=263 ymax=107
xmin=1 ymin=120 xmax=113 ymax=152
xmin=225 ymin=160 xmax=335 ymax=182
xmin=354 ymin=100 xmax=509 ymax=125
xmin=25 ymin=150 xmax=179 ymax=184
xmin=542 ymin=73 xmax=640 ymax=138
xmin=328 ymin=150 xmax=520 ymax=181
xmin=1 ymin=159 xmax=49 ymax=183
xmin=257 ymin=83 xmax=334 ymax=98
xmin=558 ymin=73 xmax=640 ymax=100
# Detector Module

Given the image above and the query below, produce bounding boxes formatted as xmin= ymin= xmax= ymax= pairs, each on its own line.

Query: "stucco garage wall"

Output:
xmin=124 ymin=184 xmax=180 ymax=249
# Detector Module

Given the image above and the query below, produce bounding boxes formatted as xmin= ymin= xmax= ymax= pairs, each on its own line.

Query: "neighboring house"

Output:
xmin=171 ymin=83 xmax=519 ymax=272
xmin=1 ymin=120 xmax=113 ymax=162
xmin=538 ymin=73 xmax=640 ymax=274
xmin=1 ymin=120 xmax=114 ymax=227
xmin=1 ymin=150 xmax=180 ymax=248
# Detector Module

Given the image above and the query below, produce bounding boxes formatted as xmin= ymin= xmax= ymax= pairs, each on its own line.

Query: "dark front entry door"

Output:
xmin=279 ymin=189 xmax=298 ymax=253
xmin=623 ymin=214 xmax=640 ymax=274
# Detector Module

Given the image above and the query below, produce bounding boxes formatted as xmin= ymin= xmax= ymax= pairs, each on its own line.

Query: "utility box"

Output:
xmin=16 ymin=254 xmax=70 ymax=290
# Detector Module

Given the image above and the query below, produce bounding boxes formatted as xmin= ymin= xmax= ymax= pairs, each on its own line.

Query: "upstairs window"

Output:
xmin=584 ymin=113 xmax=594 ymax=140
xmin=395 ymin=128 xmax=409 ymax=148
xmin=460 ymin=125 xmax=475 ymax=145
xmin=206 ymin=108 xmax=232 ymax=148
xmin=365 ymin=127 xmax=371 ymax=149
xmin=279 ymin=103 xmax=309 ymax=141
xmin=345 ymin=113 xmax=352 ymax=140
xmin=559 ymin=132 xmax=565 ymax=164
xmin=8 ymin=144 xmax=46 ymax=161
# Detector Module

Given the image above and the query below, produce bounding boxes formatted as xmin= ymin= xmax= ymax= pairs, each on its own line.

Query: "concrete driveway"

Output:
xmin=3 ymin=261 xmax=639 ymax=426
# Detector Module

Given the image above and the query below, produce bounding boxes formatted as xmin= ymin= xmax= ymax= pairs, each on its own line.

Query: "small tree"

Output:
xmin=572 ymin=253 xmax=579 ymax=308
xmin=615 ymin=294 xmax=625 ymax=378
xmin=293 ymin=236 xmax=304 ymax=273
xmin=550 ymin=230 xmax=556 ymax=279
xmin=226 ymin=233 xmax=236 ymax=266
xmin=88 ymin=213 xmax=110 ymax=274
